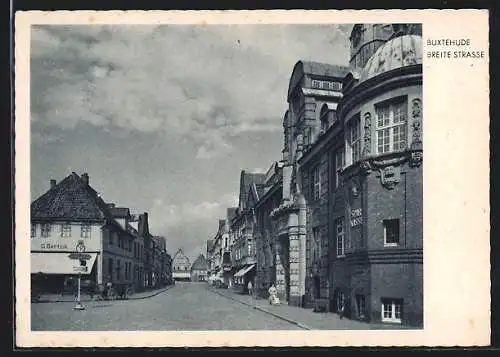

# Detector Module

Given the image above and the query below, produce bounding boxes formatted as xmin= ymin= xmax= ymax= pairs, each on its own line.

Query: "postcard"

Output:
xmin=14 ymin=9 xmax=490 ymax=347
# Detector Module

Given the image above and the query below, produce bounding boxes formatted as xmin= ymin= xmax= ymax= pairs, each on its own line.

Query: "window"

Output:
xmin=336 ymin=218 xmax=345 ymax=257
xmin=312 ymin=166 xmax=321 ymax=201
xmin=321 ymin=81 xmax=330 ymax=90
xmin=109 ymin=231 xmax=114 ymax=246
xmin=31 ymin=224 xmax=36 ymax=238
xmin=356 ymin=294 xmax=366 ymax=319
xmin=347 ymin=115 xmax=361 ymax=164
xmin=313 ymin=227 xmax=320 ymax=261
xmin=81 ymin=224 xmax=91 ymax=238
xmin=382 ymin=298 xmax=403 ymax=323
xmin=61 ymin=223 xmax=71 ymax=238
xmin=41 ymin=223 xmax=51 ymax=238
xmin=376 ymin=100 xmax=407 ymax=154
xmin=312 ymin=79 xmax=321 ymax=88
xmin=335 ymin=148 xmax=345 ymax=189
xmin=383 ymin=219 xmax=400 ymax=246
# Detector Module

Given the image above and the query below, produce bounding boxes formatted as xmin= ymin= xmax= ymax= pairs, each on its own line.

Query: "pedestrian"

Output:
xmin=268 ymin=283 xmax=280 ymax=305
xmin=247 ymin=280 xmax=253 ymax=298
xmin=338 ymin=300 xmax=345 ymax=320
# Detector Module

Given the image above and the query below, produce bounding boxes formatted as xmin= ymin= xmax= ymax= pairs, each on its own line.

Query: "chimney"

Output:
xmin=50 ymin=179 xmax=56 ymax=189
xmin=81 ymin=173 xmax=89 ymax=186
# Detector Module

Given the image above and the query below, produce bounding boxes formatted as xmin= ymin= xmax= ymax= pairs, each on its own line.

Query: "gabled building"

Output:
xmin=190 ymin=254 xmax=209 ymax=282
xmin=31 ymin=172 xmax=142 ymax=293
xmin=230 ymin=170 xmax=265 ymax=292
xmin=172 ymin=248 xmax=191 ymax=281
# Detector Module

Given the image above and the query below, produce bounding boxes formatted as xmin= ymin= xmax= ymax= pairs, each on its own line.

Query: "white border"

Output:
xmin=15 ymin=9 xmax=490 ymax=347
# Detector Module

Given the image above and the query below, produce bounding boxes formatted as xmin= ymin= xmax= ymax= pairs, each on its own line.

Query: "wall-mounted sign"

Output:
xmin=39 ymin=243 xmax=69 ymax=250
xmin=350 ymin=208 xmax=363 ymax=227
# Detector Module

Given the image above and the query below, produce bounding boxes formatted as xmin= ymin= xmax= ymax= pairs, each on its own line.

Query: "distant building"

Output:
xmin=172 ymin=249 xmax=191 ymax=281
xmin=190 ymin=254 xmax=209 ymax=282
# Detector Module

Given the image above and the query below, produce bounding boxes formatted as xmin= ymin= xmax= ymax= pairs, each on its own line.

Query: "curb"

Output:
xmin=208 ymin=287 xmax=312 ymax=330
xmin=33 ymin=285 xmax=174 ymax=304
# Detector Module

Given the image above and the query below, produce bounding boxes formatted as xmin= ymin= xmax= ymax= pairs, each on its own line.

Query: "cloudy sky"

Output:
xmin=30 ymin=24 xmax=351 ymax=261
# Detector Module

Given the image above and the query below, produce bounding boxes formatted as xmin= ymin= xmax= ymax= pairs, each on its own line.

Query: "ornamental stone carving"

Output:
xmin=379 ymin=165 xmax=400 ymax=190
xmin=411 ymin=98 xmax=422 ymax=150
xmin=362 ymin=112 xmax=372 ymax=156
xmin=409 ymin=151 xmax=423 ymax=168
xmin=359 ymin=160 xmax=372 ymax=175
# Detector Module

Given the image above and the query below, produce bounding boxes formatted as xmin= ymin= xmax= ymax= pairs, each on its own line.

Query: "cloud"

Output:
xmin=30 ymin=24 xmax=349 ymax=151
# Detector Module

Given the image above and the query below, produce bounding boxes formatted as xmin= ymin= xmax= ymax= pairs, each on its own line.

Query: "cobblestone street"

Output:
xmin=31 ymin=282 xmax=303 ymax=331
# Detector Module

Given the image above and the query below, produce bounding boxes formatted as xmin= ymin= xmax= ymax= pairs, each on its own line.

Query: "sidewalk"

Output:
xmin=33 ymin=284 xmax=174 ymax=303
xmin=209 ymin=286 xmax=411 ymax=330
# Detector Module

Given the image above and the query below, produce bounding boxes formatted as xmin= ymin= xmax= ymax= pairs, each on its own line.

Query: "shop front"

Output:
xmin=233 ymin=264 xmax=256 ymax=293
xmin=31 ymin=251 xmax=99 ymax=294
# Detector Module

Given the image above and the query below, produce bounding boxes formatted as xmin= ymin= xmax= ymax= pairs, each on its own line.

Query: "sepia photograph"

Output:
xmin=15 ymin=10 xmax=489 ymax=347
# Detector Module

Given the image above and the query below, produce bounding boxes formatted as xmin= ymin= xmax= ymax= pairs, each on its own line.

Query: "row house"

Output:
xmin=251 ymin=24 xmax=423 ymax=326
xmin=207 ymin=209 xmax=236 ymax=287
xmin=229 ymin=171 xmax=265 ymax=292
xmin=30 ymin=172 xmax=172 ymax=294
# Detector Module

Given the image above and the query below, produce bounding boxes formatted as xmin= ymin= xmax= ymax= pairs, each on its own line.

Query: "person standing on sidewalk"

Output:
xmin=247 ymin=280 xmax=253 ymax=298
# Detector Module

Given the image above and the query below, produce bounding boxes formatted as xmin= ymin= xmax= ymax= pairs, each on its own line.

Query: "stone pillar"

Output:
xmin=275 ymin=249 xmax=286 ymax=300
xmin=288 ymin=211 xmax=300 ymax=305
xmin=298 ymin=195 xmax=307 ymax=297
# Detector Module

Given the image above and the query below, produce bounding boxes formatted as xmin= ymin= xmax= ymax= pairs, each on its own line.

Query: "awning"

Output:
xmin=31 ymin=252 xmax=98 ymax=275
xmin=234 ymin=264 xmax=256 ymax=278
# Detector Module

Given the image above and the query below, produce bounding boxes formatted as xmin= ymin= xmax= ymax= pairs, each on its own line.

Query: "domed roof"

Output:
xmin=360 ymin=35 xmax=422 ymax=82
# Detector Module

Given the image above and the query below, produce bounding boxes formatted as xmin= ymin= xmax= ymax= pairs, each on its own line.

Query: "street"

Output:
xmin=31 ymin=282 xmax=302 ymax=331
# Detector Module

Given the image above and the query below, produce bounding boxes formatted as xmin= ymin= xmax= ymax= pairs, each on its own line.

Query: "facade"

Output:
xmin=207 ymin=216 xmax=232 ymax=287
xmin=229 ymin=171 xmax=265 ymax=293
xmin=254 ymin=161 xmax=283 ymax=298
xmin=324 ymin=25 xmax=423 ymax=326
xmin=269 ymin=61 xmax=350 ymax=306
xmin=190 ymin=254 xmax=209 ymax=282
xmin=30 ymin=172 xmax=163 ymax=294
xmin=234 ymin=23 xmax=423 ymax=327
xmin=172 ymin=249 xmax=191 ymax=281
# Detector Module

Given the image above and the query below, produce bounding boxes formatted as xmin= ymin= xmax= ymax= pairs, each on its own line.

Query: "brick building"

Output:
xmin=249 ymin=24 xmax=423 ymax=326
xmin=328 ymin=24 xmax=423 ymax=326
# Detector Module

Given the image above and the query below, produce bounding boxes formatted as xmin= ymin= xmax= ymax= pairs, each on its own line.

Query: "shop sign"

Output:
xmin=39 ymin=243 xmax=69 ymax=250
xmin=350 ymin=208 xmax=363 ymax=227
